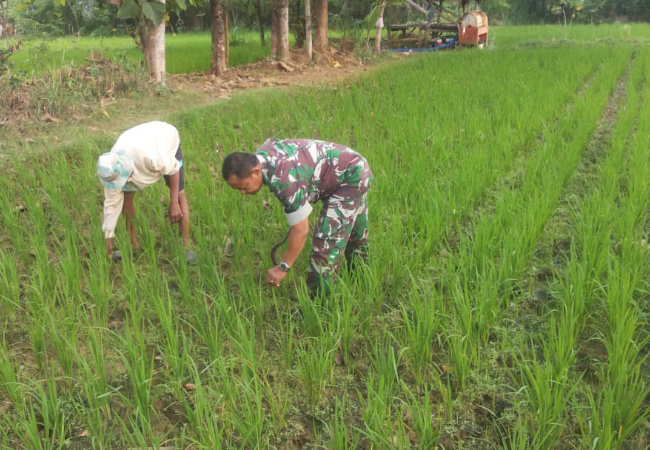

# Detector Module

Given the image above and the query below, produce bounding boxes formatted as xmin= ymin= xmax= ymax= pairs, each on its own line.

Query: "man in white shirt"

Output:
xmin=97 ymin=121 xmax=197 ymax=264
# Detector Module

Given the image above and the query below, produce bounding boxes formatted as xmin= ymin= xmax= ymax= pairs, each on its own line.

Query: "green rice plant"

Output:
xmin=73 ymin=328 xmax=113 ymax=449
xmin=211 ymin=358 xmax=266 ymax=447
xmin=147 ymin=284 xmax=185 ymax=383
xmin=296 ymin=289 xmax=329 ymax=338
xmin=368 ymin=334 xmax=401 ymax=393
xmin=24 ymin=294 xmax=47 ymax=370
xmin=118 ymin=241 xmax=140 ymax=307
xmin=72 ymin=376 xmax=111 ymax=449
xmin=357 ymin=371 xmax=398 ymax=447
xmin=332 ymin=287 xmax=356 ymax=367
xmin=296 ymin=335 xmax=336 ymax=407
xmin=402 ymin=385 xmax=440 ymax=448
xmin=117 ymin=314 xmax=154 ymax=428
xmin=0 ymin=249 xmax=20 ymax=317
xmin=226 ymin=314 xmax=262 ymax=383
xmin=52 ymin=233 xmax=83 ymax=303
xmin=230 ymin=380 xmax=267 ymax=447
xmin=449 ymin=262 xmax=499 ymax=351
xmin=8 ymin=402 xmax=48 ymax=450
xmin=257 ymin=364 xmax=291 ymax=430
xmin=84 ymin=253 xmax=112 ymax=324
xmin=117 ymin=413 xmax=171 ymax=450
xmin=398 ymin=276 xmax=440 ymax=385
xmin=180 ymin=360 xmax=224 ymax=449
xmin=552 ymin=257 xmax=589 ymax=371
xmin=323 ymin=397 xmax=361 ymax=449
xmin=45 ymin=309 xmax=77 ymax=377
xmin=275 ymin=312 xmax=296 ymax=368
xmin=434 ymin=374 xmax=455 ymax=423
xmin=186 ymin=294 xmax=224 ymax=363
xmin=446 ymin=328 xmax=471 ymax=392
xmin=0 ymin=343 xmax=24 ymax=413
xmin=503 ymin=416 xmax=533 ymax=450
xmin=592 ymin=329 xmax=649 ymax=447
xmin=0 ymin=429 xmax=9 ymax=450
xmin=518 ymin=348 xmax=577 ymax=449
xmin=10 ymin=375 xmax=72 ymax=450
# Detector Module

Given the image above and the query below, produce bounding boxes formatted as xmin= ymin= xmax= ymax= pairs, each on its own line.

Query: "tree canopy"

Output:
xmin=3 ymin=0 xmax=647 ymax=38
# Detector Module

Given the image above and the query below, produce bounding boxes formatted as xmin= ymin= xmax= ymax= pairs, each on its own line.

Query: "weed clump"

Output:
xmin=0 ymin=52 xmax=150 ymax=125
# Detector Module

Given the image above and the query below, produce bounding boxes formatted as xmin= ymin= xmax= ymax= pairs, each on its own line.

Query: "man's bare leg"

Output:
xmin=178 ymin=191 xmax=190 ymax=248
xmin=123 ymin=191 xmax=140 ymax=250
xmin=178 ymin=191 xmax=197 ymax=264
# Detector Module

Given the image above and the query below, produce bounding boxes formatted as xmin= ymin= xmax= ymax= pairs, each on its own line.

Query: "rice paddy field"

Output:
xmin=2 ymin=24 xmax=650 ymax=448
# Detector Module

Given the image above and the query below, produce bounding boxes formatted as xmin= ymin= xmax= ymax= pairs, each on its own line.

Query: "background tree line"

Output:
xmin=2 ymin=0 xmax=648 ymax=39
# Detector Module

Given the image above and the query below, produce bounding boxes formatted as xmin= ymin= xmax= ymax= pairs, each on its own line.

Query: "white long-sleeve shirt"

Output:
xmin=102 ymin=121 xmax=181 ymax=239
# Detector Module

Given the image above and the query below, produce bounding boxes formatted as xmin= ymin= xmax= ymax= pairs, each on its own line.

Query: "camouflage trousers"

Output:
xmin=306 ymin=171 xmax=372 ymax=297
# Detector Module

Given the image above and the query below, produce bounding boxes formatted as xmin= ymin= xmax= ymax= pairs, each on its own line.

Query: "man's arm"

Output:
xmin=266 ymin=217 xmax=309 ymax=287
xmin=281 ymin=217 xmax=310 ymax=266
xmin=103 ymin=189 xmax=125 ymax=256
xmin=167 ymin=171 xmax=182 ymax=223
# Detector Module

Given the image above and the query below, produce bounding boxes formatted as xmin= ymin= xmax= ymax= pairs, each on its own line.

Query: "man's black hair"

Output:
xmin=222 ymin=152 xmax=260 ymax=179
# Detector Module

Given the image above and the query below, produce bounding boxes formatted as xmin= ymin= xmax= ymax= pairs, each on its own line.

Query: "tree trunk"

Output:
xmin=293 ymin=0 xmax=305 ymax=48
xmin=305 ymin=0 xmax=312 ymax=60
xmin=374 ymin=0 xmax=386 ymax=54
xmin=313 ymin=0 xmax=327 ymax=58
xmin=270 ymin=0 xmax=278 ymax=57
xmin=254 ymin=0 xmax=265 ymax=45
xmin=271 ymin=0 xmax=290 ymax=60
xmin=210 ymin=0 xmax=227 ymax=75
xmin=224 ymin=9 xmax=229 ymax=65
xmin=143 ymin=1 xmax=166 ymax=84
xmin=278 ymin=0 xmax=290 ymax=60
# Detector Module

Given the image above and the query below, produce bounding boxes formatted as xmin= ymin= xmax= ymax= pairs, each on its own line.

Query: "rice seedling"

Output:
xmin=0 ymin=343 xmax=24 ymax=413
xmin=180 ymin=361 xmax=225 ymax=449
xmin=117 ymin=313 xmax=155 ymax=429
xmin=398 ymin=276 xmax=441 ymax=385
xmin=323 ymin=397 xmax=361 ymax=448
xmin=0 ymin=249 xmax=20 ymax=317
xmin=296 ymin=335 xmax=336 ymax=407
xmin=402 ymin=385 xmax=441 ymax=448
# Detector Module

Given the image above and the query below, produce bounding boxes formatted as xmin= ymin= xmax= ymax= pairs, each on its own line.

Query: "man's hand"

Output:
xmin=169 ymin=203 xmax=182 ymax=224
xmin=266 ymin=266 xmax=288 ymax=287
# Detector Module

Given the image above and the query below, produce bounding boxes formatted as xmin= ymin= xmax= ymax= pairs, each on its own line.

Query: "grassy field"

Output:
xmin=2 ymin=25 xmax=650 ymax=448
xmin=7 ymin=30 xmax=270 ymax=75
xmin=5 ymin=22 xmax=650 ymax=76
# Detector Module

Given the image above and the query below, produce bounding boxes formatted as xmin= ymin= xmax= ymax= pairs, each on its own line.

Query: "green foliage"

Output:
xmin=117 ymin=0 xmax=166 ymax=26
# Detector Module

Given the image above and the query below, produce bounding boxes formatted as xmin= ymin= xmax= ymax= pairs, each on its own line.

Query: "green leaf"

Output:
xmin=142 ymin=0 xmax=166 ymax=25
xmin=175 ymin=0 xmax=186 ymax=11
xmin=117 ymin=0 xmax=141 ymax=19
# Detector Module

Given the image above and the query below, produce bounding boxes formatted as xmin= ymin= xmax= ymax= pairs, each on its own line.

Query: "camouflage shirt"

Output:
xmin=256 ymin=139 xmax=373 ymax=226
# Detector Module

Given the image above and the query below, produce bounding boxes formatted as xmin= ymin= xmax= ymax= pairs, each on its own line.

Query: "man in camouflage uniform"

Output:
xmin=222 ymin=138 xmax=373 ymax=297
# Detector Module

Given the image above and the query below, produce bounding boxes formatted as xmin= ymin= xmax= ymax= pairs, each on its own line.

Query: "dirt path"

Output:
xmin=169 ymin=49 xmax=380 ymax=102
